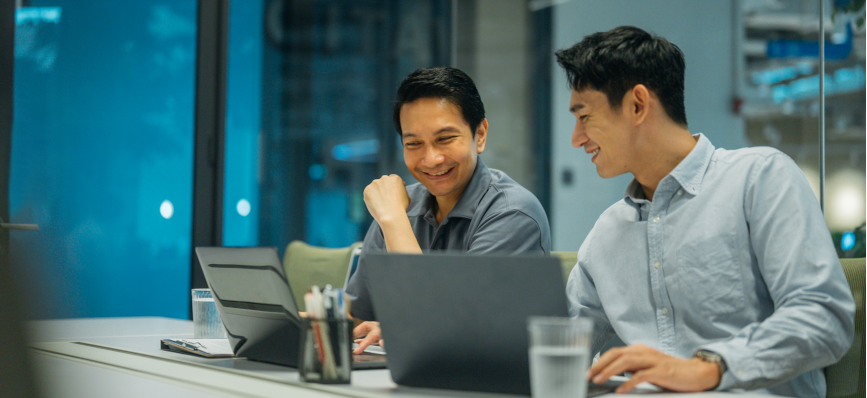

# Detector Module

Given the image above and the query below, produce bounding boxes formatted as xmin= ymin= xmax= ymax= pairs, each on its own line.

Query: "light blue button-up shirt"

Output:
xmin=566 ymin=134 xmax=855 ymax=397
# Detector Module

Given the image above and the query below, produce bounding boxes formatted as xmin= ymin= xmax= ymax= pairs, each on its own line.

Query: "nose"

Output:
xmin=422 ymin=145 xmax=445 ymax=167
xmin=572 ymin=121 xmax=587 ymax=148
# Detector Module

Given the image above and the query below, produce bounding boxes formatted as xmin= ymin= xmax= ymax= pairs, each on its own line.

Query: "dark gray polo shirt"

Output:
xmin=345 ymin=158 xmax=551 ymax=321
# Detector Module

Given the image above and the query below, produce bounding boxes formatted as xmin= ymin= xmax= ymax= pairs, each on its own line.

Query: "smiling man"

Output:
xmin=345 ymin=67 xmax=551 ymax=353
xmin=557 ymin=26 xmax=854 ymax=396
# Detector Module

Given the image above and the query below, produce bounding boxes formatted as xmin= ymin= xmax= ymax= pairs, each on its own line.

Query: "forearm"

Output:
xmin=701 ymin=299 xmax=853 ymax=391
xmin=378 ymin=214 xmax=422 ymax=254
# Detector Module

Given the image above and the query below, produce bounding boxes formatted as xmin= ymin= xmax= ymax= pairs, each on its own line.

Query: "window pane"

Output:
xmin=223 ymin=0 xmax=451 ymax=251
xmin=11 ymin=1 xmax=197 ymax=318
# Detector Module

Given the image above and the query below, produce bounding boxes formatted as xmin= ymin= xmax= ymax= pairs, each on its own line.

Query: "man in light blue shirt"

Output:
xmin=557 ymin=26 xmax=855 ymax=396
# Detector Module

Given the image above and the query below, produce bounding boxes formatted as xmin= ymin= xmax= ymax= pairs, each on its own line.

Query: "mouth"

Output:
xmin=423 ymin=167 xmax=455 ymax=179
xmin=589 ymin=148 xmax=600 ymax=162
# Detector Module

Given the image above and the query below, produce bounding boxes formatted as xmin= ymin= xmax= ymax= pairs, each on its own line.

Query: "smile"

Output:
xmin=425 ymin=167 xmax=454 ymax=177
xmin=590 ymin=149 xmax=599 ymax=156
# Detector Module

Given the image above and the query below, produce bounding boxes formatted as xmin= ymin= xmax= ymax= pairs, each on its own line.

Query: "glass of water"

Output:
xmin=527 ymin=317 xmax=593 ymax=398
xmin=192 ymin=288 xmax=227 ymax=339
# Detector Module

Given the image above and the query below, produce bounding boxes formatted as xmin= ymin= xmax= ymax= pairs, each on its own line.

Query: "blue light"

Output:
xmin=841 ymin=232 xmax=856 ymax=251
xmin=16 ymin=7 xmax=62 ymax=25
xmin=309 ymin=164 xmax=328 ymax=180
xmin=331 ymin=139 xmax=380 ymax=162
xmin=771 ymin=67 xmax=866 ymax=104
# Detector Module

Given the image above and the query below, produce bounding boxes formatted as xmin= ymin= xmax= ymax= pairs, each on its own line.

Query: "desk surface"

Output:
xmin=27 ymin=317 xmax=763 ymax=398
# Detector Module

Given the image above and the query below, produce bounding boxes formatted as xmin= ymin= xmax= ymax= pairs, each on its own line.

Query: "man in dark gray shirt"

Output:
xmin=346 ymin=67 xmax=551 ymax=353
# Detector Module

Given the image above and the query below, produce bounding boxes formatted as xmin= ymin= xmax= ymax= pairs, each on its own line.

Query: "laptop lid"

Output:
xmin=195 ymin=247 xmax=303 ymax=367
xmin=195 ymin=246 xmax=388 ymax=370
xmin=365 ymin=252 xmax=569 ymax=395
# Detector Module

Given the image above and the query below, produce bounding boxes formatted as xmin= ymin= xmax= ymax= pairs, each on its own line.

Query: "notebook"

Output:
xmin=365 ymin=252 xmax=616 ymax=396
xmin=193 ymin=246 xmax=387 ymax=370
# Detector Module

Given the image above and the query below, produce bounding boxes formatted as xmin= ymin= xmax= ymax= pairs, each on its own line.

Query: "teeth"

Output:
xmin=430 ymin=169 xmax=450 ymax=176
xmin=591 ymin=149 xmax=599 ymax=156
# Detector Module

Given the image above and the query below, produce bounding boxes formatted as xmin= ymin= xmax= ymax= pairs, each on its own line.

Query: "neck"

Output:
xmin=434 ymin=192 xmax=462 ymax=224
xmin=633 ymin=124 xmax=696 ymax=201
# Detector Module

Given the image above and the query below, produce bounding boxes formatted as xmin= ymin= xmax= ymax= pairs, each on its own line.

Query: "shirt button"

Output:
xmin=652 ymin=216 xmax=660 ymax=223
xmin=661 ymin=308 xmax=669 ymax=315
xmin=677 ymin=189 xmax=683 ymax=195
xmin=654 ymin=261 xmax=660 ymax=269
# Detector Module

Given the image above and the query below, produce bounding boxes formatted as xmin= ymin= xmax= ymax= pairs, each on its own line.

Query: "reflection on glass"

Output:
xmin=224 ymin=0 xmax=451 ymax=251
xmin=740 ymin=0 xmax=865 ymax=256
xmin=11 ymin=1 xmax=197 ymax=318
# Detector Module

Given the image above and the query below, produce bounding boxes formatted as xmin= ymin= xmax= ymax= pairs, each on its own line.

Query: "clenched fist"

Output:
xmin=363 ymin=175 xmax=411 ymax=225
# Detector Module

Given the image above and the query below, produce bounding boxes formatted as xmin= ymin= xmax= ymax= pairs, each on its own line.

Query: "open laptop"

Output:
xmin=194 ymin=246 xmax=387 ymax=370
xmin=365 ymin=252 xmax=619 ymax=396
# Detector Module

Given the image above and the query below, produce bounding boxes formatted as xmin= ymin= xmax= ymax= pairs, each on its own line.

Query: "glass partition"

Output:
xmin=11 ymin=1 xmax=197 ymax=318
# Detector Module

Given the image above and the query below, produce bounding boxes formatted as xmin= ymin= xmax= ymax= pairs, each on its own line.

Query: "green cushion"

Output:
xmin=282 ymin=241 xmax=362 ymax=312
xmin=551 ymin=251 xmax=578 ymax=285
xmin=825 ymin=257 xmax=865 ymax=398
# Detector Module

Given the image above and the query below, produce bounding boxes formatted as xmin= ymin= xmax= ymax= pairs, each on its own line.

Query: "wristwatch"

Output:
xmin=693 ymin=349 xmax=727 ymax=379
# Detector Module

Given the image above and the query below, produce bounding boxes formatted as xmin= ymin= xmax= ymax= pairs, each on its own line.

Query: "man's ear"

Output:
xmin=626 ymin=84 xmax=650 ymax=125
xmin=475 ymin=119 xmax=488 ymax=153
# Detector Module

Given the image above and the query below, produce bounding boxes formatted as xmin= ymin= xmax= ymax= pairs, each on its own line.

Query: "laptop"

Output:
xmin=365 ymin=252 xmax=619 ymax=396
xmin=194 ymin=246 xmax=387 ymax=370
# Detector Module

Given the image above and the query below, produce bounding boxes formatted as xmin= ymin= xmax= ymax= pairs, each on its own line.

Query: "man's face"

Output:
xmin=569 ymin=88 xmax=633 ymax=178
xmin=400 ymin=97 xmax=486 ymax=202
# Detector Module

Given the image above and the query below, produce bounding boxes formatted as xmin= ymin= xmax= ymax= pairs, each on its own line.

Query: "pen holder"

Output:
xmin=299 ymin=318 xmax=352 ymax=384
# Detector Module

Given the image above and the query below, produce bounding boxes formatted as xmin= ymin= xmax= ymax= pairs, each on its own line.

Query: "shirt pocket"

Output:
xmin=677 ymin=235 xmax=745 ymax=316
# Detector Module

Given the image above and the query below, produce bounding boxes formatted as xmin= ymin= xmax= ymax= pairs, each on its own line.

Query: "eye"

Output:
xmin=438 ymin=135 xmax=457 ymax=143
xmin=404 ymin=141 xmax=421 ymax=148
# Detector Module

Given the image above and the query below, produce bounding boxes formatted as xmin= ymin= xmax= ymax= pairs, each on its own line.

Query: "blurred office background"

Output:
xmin=1 ymin=0 xmax=864 ymax=321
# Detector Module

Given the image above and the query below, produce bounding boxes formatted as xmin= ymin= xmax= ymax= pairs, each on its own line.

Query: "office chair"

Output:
xmin=551 ymin=251 xmax=578 ymax=286
xmin=282 ymin=240 xmax=362 ymax=312
xmin=825 ymin=257 xmax=865 ymax=398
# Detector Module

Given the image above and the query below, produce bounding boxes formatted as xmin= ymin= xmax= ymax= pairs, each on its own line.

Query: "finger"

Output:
xmin=587 ymin=347 xmax=625 ymax=379
xmin=615 ymin=369 xmax=654 ymax=394
xmin=593 ymin=353 xmax=649 ymax=385
xmin=379 ymin=338 xmax=385 ymax=349
xmin=353 ymin=334 xmax=378 ymax=354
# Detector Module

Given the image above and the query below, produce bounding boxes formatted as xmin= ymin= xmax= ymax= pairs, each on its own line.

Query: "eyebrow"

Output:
xmin=569 ymin=104 xmax=585 ymax=114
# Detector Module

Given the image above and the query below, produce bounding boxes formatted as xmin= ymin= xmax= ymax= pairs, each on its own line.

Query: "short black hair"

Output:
xmin=392 ymin=67 xmax=485 ymax=136
xmin=555 ymin=26 xmax=687 ymax=126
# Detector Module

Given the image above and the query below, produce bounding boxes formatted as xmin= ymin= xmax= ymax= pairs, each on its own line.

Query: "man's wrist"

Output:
xmin=692 ymin=350 xmax=726 ymax=390
xmin=687 ymin=357 xmax=722 ymax=390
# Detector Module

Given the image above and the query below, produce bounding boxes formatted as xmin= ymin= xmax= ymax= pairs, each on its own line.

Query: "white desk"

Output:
xmin=27 ymin=317 xmax=762 ymax=398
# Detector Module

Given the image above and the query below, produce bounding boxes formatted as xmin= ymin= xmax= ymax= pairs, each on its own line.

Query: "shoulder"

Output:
xmin=711 ymin=145 xmax=792 ymax=169
xmin=480 ymin=168 xmax=548 ymax=223
xmin=709 ymin=146 xmax=800 ymax=185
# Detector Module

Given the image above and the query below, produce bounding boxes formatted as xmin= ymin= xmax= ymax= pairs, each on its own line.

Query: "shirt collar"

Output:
xmin=625 ymin=133 xmax=715 ymax=202
xmin=406 ymin=157 xmax=491 ymax=220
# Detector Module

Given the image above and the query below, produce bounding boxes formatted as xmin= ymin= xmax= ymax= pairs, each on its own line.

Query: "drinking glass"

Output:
xmin=527 ymin=317 xmax=593 ymax=398
xmin=191 ymin=288 xmax=227 ymax=339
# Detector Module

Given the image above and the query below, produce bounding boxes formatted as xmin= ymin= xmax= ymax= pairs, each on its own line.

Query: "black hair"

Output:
xmin=392 ymin=67 xmax=485 ymax=136
xmin=555 ymin=26 xmax=687 ymax=126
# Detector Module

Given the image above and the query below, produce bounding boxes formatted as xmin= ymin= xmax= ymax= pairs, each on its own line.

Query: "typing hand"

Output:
xmin=587 ymin=344 xmax=720 ymax=393
xmin=352 ymin=321 xmax=384 ymax=354
xmin=363 ymin=175 xmax=411 ymax=226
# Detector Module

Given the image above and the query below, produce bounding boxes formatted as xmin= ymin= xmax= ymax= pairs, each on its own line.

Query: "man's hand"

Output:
xmin=352 ymin=321 xmax=384 ymax=354
xmin=362 ymin=175 xmax=421 ymax=254
xmin=587 ymin=344 xmax=720 ymax=393
xmin=363 ymin=175 xmax=411 ymax=225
